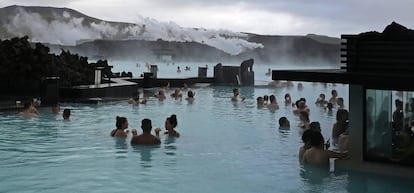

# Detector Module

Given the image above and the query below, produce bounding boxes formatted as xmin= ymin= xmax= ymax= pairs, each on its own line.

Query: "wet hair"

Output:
xmin=116 ymin=116 xmax=128 ymax=130
xmin=284 ymin=93 xmax=291 ymax=100
xmin=141 ymin=118 xmax=152 ymax=133
xmin=233 ymin=88 xmax=239 ymax=93
xmin=337 ymin=97 xmax=344 ymax=104
xmin=309 ymin=122 xmax=321 ymax=132
xmin=319 ymin=94 xmax=325 ymax=99
xmin=263 ymin=95 xmax=269 ymax=101
xmin=256 ymin=96 xmax=263 ymax=102
xmin=167 ymin=114 xmax=178 ymax=128
xmin=395 ymin=99 xmax=403 ymax=107
xmin=63 ymin=109 xmax=71 ymax=118
xmin=310 ymin=131 xmax=324 ymax=147
xmin=331 ymin=89 xmax=337 ymax=95
xmin=279 ymin=117 xmax=289 ymax=127
xmin=302 ymin=129 xmax=314 ymax=143
xmin=188 ymin=90 xmax=194 ymax=97
xmin=269 ymin=95 xmax=276 ymax=103
xmin=299 ymin=98 xmax=306 ymax=103
xmin=298 ymin=101 xmax=306 ymax=109
xmin=336 ymin=109 xmax=349 ymax=122
xmin=327 ymin=102 xmax=333 ymax=110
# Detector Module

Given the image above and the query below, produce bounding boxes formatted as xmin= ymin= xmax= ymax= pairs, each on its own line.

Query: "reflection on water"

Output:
xmin=278 ymin=127 xmax=290 ymax=140
xmin=300 ymin=165 xmax=331 ymax=185
xmin=164 ymin=136 xmax=177 ymax=156
xmin=131 ymin=145 xmax=159 ymax=168
xmin=113 ymin=138 xmax=128 ymax=159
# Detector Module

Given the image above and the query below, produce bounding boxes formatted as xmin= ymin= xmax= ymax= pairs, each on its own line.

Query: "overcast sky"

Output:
xmin=1 ymin=0 xmax=413 ymax=37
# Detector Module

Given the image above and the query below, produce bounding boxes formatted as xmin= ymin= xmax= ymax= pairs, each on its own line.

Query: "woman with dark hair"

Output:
xmin=110 ymin=116 xmax=130 ymax=137
xmin=332 ymin=109 xmax=349 ymax=144
xmin=155 ymin=114 xmax=180 ymax=137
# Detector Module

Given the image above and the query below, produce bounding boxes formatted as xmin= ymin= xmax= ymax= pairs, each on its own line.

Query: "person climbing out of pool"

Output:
xmin=302 ymin=131 xmax=347 ymax=166
xmin=231 ymin=88 xmax=245 ymax=102
xmin=131 ymin=118 xmax=161 ymax=145
xmin=110 ymin=116 xmax=132 ymax=137
xmin=155 ymin=114 xmax=180 ymax=138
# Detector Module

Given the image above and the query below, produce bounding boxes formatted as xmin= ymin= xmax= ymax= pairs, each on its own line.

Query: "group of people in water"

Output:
xmin=19 ymin=102 xmax=71 ymax=120
xmin=110 ymin=114 xmax=180 ymax=145
xmin=248 ymin=86 xmax=350 ymax=167
xmin=17 ymin=81 xmax=349 ymax=167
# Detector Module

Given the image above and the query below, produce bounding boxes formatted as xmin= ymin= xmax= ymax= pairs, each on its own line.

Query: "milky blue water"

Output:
xmin=1 ymin=67 xmax=413 ymax=192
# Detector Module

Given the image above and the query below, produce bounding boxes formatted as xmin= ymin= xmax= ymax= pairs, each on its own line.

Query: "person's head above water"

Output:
xmin=63 ymin=109 xmax=71 ymax=120
xmin=279 ymin=117 xmax=290 ymax=127
xmin=141 ymin=118 xmax=152 ymax=133
xmin=116 ymin=116 xmax=128 ymax=129
xmin=166 ymin=114 xmax=178 ymax=129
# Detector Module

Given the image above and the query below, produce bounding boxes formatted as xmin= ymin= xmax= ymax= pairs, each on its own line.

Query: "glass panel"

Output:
xmin=365 ymin=89 xmax=392 ymax=160
xmin=365 ymin=89 xmax=414 ymax=165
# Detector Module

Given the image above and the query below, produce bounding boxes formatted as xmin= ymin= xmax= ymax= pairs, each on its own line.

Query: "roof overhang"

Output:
xmin=272 ymin=69 xmax=414 ymax=91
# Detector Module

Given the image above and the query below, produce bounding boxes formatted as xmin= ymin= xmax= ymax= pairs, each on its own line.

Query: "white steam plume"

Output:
xmin=3 ymin=8 xmax=263 ymax=55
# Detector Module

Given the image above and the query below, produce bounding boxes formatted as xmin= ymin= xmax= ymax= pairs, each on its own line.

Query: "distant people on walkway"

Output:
xmin=63 ymin=109 xmax=71 ymax=121
xmin=131 ymin=118 xmax=161 ymax=145
xmin=19 ymin=102 xmax=39 ymax=117
xmin=265 ymin=68 xmax=271 ymax=76
xmin=155 ymin=114 xmax=180 ymax=138
xmin=110 ymin=116 xmax=130 ymax=137
xmin=177 ymin=66 xmax=181 ymax=73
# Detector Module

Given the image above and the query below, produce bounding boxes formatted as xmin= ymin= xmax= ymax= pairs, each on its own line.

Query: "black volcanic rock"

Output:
xmin=0 ymin=36 xmax=111 ymax=95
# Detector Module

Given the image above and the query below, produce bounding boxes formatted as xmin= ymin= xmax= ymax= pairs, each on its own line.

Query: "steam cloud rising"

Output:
xmin=4 ymin=8 xmax=263 ymax=55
